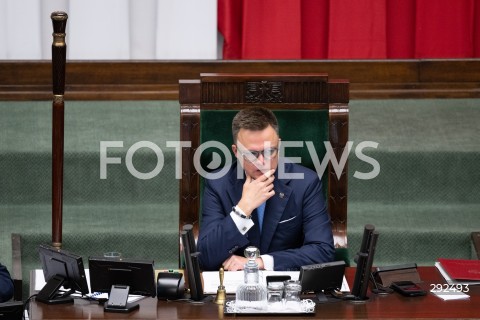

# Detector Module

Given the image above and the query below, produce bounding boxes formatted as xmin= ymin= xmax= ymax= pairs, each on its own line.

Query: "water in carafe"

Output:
xmin=235 ymin=246 xmax=268 ymax=311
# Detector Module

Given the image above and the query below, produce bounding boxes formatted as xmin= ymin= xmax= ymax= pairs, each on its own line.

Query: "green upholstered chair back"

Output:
xmin=179 ymin=73 xmax=349 ymax=265
xmin=199 ymin=109 xmax=329 ymax=195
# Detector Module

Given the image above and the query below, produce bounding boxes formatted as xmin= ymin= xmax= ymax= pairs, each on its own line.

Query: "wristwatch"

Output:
xmin=232 ymin=206 xmax=251 ymax=219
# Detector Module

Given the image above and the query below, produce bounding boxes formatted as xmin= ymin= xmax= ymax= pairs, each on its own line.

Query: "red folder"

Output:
xmin=438 ymin=258 xmax=480 ymax=281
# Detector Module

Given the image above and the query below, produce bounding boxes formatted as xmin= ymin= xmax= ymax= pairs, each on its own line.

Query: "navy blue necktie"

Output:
xmin=257 ymin=202 xmax=266 ymax=233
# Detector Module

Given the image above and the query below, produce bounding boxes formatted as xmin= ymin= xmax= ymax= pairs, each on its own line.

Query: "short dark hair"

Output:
xmin=232 ymin=107 xmax=279 ymax=143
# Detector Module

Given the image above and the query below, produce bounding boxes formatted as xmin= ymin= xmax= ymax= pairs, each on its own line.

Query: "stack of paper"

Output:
xmin=201 ymin=270 xmax=350 ymax=294
xmin=34 ymin=269 xmax=143 ymax=303
xmin=429 ymin=289 xmax=470 ymax=301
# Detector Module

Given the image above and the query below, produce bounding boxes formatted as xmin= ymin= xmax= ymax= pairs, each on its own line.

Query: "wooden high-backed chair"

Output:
xmin=178 ymin=73 xmax=349 ymax=266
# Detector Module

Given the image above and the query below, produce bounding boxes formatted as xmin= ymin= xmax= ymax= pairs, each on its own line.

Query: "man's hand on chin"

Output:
xmin=237 ymin=169 xmax=276 ymax=216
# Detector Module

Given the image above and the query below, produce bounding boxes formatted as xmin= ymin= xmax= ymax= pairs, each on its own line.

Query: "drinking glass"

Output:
xmin=284 ymin=280 xmax=302 ymax=310
xmin=267 ymin=282 xmax=284 ymax=309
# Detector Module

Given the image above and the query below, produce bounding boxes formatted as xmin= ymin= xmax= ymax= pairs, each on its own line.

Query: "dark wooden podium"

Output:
xmin=29 ymin=267 xmax=479 ymax=319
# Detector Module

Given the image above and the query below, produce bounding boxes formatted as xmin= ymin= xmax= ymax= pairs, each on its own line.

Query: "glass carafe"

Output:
xmin=235 ymin=246 xmax=268 ymax=311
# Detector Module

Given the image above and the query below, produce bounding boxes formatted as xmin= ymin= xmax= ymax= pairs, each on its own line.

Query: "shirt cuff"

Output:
xmin=230 ymin=209 xmax=254 ymax=235
xmin=261 ymin=254 xmax=274 ymax=271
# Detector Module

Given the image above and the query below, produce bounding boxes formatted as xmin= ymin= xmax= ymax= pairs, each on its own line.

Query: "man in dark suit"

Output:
xmin=197 ymin=107 xmax=334 ymax=271
xmin=0 ymin=263 xmax=14 ymax=302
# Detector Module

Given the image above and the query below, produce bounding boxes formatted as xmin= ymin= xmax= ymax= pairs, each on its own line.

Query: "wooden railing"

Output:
xmin=1 ymin=60 xmax=479 ymax=100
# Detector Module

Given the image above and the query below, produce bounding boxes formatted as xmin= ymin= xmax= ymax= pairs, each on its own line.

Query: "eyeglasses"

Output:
xmin=239 ymin=147 xmax=279 ymax=162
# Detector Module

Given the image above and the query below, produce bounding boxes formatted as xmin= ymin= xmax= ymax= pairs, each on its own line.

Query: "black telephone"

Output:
xmin=390 ymin=281 xmax=427 ymax=297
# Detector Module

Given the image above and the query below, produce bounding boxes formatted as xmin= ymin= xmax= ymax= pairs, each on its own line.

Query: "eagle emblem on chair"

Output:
xmin=245 ymin=81 xmax=283 ymax=103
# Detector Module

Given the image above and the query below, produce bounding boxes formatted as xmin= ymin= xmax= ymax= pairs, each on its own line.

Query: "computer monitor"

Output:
xmin=88 ymin=256 xmax=156 ymax=313
xmin=37 ymin=244 xmax=89 ymax=304
xmin=299 ymin=260 xmax=346 ymax=297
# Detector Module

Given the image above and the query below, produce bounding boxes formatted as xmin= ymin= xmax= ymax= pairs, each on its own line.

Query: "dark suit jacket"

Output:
xmin=197 ymin=159 xmax=335 ymax=271
xmin=0 ymin=263 xmax=14 ymax=302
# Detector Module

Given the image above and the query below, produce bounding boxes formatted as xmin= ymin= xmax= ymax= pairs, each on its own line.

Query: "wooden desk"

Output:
xmin=29 ymin=267 xmax=479 ymax=319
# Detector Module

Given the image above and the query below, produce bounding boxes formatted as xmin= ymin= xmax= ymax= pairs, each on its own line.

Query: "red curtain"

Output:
xmin=218 ymin=0 xmax=480 ymax=59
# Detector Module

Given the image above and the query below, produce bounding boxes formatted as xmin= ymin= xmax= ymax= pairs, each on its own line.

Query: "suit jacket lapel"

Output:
xmin=227 ymin=167 xmax=245 ymax=208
